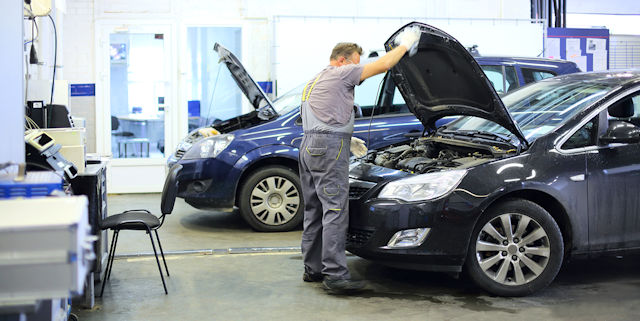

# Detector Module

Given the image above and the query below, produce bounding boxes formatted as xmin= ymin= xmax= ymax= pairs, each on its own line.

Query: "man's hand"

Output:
xmin=394 ymin=26 xmax=421 ymax=56
xmin=360 ymin=25 xmax=422 ymax=81
xmin=350 ymin=137 xmax=368 ymax=158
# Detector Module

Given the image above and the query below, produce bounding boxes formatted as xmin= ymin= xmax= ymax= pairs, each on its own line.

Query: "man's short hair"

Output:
xmin=330 ymin=42 xmax=363 ymax=60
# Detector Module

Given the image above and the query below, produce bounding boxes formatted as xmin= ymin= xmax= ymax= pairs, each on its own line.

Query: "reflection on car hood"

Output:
xmin=385 ymin=22 xmax=528 ymax=147
xmin=214 ymin=43 xmax=277 ymax=119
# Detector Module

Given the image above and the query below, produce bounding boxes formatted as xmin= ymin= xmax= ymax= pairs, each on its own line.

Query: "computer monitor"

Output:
xmin=47 ymin=104 xmax=72 ymax=128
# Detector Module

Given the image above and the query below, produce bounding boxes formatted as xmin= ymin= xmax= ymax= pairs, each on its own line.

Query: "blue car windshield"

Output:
xmin=272 ymin=84 xmax=305 ymax=116
xmin=443 ymin=79 xmax=614 ymax=142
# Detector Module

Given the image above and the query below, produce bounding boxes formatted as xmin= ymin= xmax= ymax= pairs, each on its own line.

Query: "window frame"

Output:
xmin=556 ymin=86 xmax=640 ymax=154
xmin=521 ymin=68 xmax=558 ymax=85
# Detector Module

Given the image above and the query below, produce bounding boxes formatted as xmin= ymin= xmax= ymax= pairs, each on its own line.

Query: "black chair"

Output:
xmin=111 ymin=116 xmax=150 ymax=158
xmin=111 ymin=116 xmax=135 ymax=138
xmin=99 ymin=164 xmax=182 ymax=296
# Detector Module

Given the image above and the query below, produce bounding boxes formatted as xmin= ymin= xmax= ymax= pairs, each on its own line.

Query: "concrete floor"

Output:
xmin=73 ymin=194 xmax=640 ymax=321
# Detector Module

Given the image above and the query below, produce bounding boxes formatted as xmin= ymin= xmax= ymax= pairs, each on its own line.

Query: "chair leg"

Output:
xmin=106 ymin=230 xmax=120 ymax=281
xmin=154 ymin=230 xmax=170 ymax=277
xmin=146 ymin=227 xmax=168 ymax=294
xmin=100 ymin=230 xmax=119 ymax=297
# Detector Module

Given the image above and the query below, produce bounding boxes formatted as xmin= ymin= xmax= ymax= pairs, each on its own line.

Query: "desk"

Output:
xmin=70 ymin=160 xmax=108 ymax=308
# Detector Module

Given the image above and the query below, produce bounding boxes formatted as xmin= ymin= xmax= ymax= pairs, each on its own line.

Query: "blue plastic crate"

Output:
xmin=0 ymin=172 xmax=64 ymax=199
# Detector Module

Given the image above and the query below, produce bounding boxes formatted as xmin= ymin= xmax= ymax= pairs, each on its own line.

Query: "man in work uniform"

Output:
xmin=298 ymin=26 xmax=421 ymax=294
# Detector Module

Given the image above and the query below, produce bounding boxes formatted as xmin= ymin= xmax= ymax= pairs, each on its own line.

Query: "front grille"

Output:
xmin=175 ymin=149 xmax=186 ymax=159
xmin=347 ymin=228 xmax=375 ymax=247
xmin=349 ymin=186 xmax=371 ymax=199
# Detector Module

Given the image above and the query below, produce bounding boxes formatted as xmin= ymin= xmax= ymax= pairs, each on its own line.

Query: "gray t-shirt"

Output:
xmin=305 ymin=64 xmax=364 ymax=126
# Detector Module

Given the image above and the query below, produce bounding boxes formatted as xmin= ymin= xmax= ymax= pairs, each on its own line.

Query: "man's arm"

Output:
xmin=359 ymin=46 xmax=408 ymax=81
xmin=359 ymin=26 xmax=421 ymax=82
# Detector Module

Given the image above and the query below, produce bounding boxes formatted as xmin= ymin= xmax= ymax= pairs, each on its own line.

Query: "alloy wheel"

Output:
xmin=475 ymin=213 xmax=551 ymax=286
xmin=249 ymin=176 xmax=300 ymax=226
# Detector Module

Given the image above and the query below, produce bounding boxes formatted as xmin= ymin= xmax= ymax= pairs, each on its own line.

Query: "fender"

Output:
xmin=230 ymin=144 xmax=301 ymax=196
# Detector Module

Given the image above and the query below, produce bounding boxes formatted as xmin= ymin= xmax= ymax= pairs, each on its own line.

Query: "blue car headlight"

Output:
xmin=378 ymin=169 xmax=467 ymax=202
xmin=182 ymin=134 xmax=234 ymax=159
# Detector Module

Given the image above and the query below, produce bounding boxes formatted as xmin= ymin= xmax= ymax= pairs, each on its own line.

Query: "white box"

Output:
xmin=59 ymin=145 xmax=86 ymax=173
xmin=42 ymin=128 xmax=87 ymax=173
xmin=0 ymin=196 xmax=93 ymax=304
xmin=41 ymin=128 xmax=86 ymax=146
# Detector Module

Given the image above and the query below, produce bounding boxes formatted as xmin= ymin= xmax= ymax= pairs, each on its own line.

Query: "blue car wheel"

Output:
xmin=238 ymin=165 xmax=303 ymax=232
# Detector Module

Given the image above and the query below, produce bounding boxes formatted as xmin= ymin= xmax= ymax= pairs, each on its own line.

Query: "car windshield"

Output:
xmin=272 ymin=83 xmax=305 ymax=115
xmin=443 ymin=79 xmax=614 ymax=142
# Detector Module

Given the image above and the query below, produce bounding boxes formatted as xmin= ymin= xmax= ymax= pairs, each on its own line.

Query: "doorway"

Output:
xmin=96 ymin=23 xmax=176 ymax=193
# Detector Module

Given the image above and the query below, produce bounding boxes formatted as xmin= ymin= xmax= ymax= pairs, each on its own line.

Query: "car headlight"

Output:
xmin=182 ymin=134 xmax=234 ymax=159
xmin=378 ymin=169 xmax=467 ymax=202
xmin=176 ymin=140 xmax=193 ymax=152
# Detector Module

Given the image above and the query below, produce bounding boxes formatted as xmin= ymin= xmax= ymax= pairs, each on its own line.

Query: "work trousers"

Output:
xmin=299 ymin=131 xmax=351 ymax=279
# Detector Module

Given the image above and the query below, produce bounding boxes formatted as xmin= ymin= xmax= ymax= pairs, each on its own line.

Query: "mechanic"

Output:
xmin=299 ymin=26 xmax=421 ymax=294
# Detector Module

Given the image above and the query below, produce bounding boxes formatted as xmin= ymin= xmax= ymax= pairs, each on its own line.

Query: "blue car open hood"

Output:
xmin=214 ymin=43 xmax=278 ymax=120
xmin=385 ymin=22 xmax=528 ymax=147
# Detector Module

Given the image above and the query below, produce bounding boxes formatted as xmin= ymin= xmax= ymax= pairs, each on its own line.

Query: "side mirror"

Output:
xmin=354 ymin=104 xmax=363 ymax=118
xmin=599 ymin=120 xmax=640 ymax=145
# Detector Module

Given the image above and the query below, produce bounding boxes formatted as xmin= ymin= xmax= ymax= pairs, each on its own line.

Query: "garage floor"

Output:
xmin=73 ymin=194 xmax=640 ymax=321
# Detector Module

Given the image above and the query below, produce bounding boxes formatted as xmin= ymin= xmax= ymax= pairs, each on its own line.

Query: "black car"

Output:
xmin=347 ymin=22 xmax=640 ymax=296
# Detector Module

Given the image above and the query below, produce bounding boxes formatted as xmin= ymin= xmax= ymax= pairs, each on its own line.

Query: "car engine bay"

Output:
xmin=365 ymin=136 xmax=516 ymax=174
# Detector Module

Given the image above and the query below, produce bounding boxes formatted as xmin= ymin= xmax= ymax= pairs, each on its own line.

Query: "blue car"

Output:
xmin=168 ymin=43 xmax=579 ymax=232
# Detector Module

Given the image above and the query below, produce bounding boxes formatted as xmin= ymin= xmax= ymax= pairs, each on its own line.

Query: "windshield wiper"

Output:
xmin=441 ymin=129 xmax=513 ymax=143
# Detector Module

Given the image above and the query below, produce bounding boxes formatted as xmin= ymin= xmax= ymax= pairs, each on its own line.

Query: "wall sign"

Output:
xmin=70 ymin=83 xmax=96 ymax=97
xmin=546 ymin=28 xmax=610 ymax=72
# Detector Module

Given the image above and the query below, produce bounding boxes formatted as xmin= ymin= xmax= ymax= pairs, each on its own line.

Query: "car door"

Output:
xmin=587 ymin=92 xmax=640 ymax=250
xmin=353 ymin=73 xmax=425 ymax=150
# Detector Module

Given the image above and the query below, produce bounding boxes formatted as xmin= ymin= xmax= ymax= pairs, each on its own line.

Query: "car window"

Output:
xmin=355 ymin=73 xmax=385 ymax=115
xmin=522 ymin=68 xmax=556 ymax=84
xmin=481 ymin=65 xmax=518 ymax=94
xmin=445 ymin=80 xmax=613 ymax=142
xmin=562 ymin=116 xmax=598 ymax=149
xmin=272 ymin=83 xmax=305 ymax=115
xmin=359 ymin=73 xmax=410 ymax=117
xmin=607 ymin=95 xmax=640 ymax=119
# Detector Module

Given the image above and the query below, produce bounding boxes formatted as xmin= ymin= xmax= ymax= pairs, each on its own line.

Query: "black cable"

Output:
xmin=47 ymin=14 xmax=57 ymax=106
xmin=203 ymin=63 xmax=222 ymax=127
xmin=367 ymin=75 xmax=386 ymax=148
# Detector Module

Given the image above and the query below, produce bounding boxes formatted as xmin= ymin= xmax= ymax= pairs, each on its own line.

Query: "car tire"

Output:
xmin=465 ymin=198 xmax=563 ymax=296
xmin=239 ymin=165 xmax=303 ymax=232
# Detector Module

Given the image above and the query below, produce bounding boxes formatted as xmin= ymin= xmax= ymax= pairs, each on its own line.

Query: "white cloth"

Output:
xmin=350 ymin=137 xmax=368 ymax=158
xmin=395 ymin=26 xmax=421 ymax=56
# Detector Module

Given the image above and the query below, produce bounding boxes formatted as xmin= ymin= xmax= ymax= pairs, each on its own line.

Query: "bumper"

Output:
xmin=347 ymin=192 xmax=480 ymax=272
xmin=175 ymin=157 xmax=241 ymax=209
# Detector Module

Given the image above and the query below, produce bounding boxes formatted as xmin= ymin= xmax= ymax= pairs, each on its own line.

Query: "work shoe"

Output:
xmin=303 ymin=271 xmax=324 ymax=282
xmin=322 ymin=277 xmax=366 ymax=294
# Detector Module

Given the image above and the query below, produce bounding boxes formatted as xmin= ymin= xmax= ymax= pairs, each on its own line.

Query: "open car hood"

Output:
xmin=386 ymin=22 xmax=528 ymax=147
xmin=214 ymin=43 xmax=277 ymax=119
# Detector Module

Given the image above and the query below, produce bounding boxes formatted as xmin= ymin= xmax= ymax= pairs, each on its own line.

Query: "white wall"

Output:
xmin=0 ymin=1 xmax=24 ymax=165
xmin=273 ymin=16 xmax=544 ymax=94
xmin=567 ymin=0 xmax=640 ymax=35
xmin=64 ymin=0 xmax=97 ymax=152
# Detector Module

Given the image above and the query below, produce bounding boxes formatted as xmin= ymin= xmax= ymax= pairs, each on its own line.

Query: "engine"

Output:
xmin=368 ymin=137 xmax=496 ymax=174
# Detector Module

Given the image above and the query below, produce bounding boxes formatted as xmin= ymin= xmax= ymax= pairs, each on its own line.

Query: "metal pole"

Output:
xmin=562 ymin=0 xmax=567 ymax=28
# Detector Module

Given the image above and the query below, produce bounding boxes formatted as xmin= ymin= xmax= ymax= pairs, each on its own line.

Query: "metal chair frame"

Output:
xmin=99 ymin=164 xmax=182 ymax=296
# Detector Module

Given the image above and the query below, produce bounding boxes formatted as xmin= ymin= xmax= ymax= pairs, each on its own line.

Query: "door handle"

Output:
xmin=570 ymin=174 xmax=585 ymax=182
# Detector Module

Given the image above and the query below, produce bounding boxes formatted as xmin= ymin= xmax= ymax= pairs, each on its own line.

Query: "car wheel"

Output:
xmin=239 ymin=165 xmax=303 ymax=232
xmin=465 ymin=198 xmax=563 ymax=296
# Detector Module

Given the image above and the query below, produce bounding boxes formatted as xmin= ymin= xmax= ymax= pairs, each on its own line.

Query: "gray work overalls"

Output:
xmin=298 ymin=72 xmax=354 ymax=280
